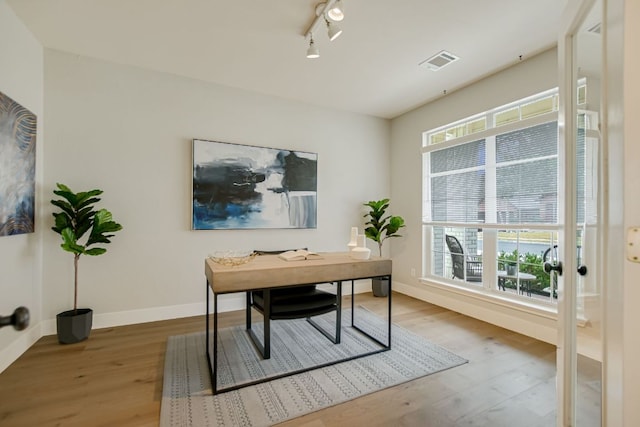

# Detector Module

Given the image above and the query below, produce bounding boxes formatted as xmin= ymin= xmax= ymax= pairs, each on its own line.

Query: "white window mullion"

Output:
xmin=422 ymin=153 xmax=432 ymax=222
xmin=422 ymin=224 xmax=432 ymax=280
xmin=484 ymin=135 xmax=497 ymax=290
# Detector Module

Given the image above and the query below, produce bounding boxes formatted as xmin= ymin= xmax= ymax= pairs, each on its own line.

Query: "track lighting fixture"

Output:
xmin=327 ymin=0 xmax=344 ymax=22
xmin=325 ymin=17 xmax=342 ymax=41
xmin=303 ymin=0 xmax=346 ymax=58
xmin=306 ymin=34 xmax=320 ymax=59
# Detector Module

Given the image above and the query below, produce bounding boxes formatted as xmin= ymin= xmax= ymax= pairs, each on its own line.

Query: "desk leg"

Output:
xmin=205 ymin=279 xmax=209 ymax=369
xmin=246 ymin=292 xmax=252 ymax=330
xmin=350 ymin=280 xmax=355 ymax=326
xmin=387 ymin=275 xmax=392 ymax=348
xmin=205 ymin=280 xmax=219 ymax=394
xmin=351 ymin=275 xmax=392 ymax=351
xmin=336 ymin=281 xmax=342 ymax=344
xmin=213 ymin=292 xmax=219 ymax=394
xmin=263 ymin=290 xmax=271 ymax=360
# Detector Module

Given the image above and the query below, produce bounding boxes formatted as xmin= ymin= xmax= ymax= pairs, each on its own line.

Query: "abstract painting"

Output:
xmin=192 ymin=139 xmax=317 ymax=230
xmin=0 ymin=91 xmax=36 ymax=236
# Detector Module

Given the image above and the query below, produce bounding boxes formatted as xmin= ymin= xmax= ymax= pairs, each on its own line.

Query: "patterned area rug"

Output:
xmin=160 ymin=308 xmax=467 ymax=426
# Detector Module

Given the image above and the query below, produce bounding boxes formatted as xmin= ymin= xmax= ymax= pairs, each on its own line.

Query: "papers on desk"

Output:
xmin=278 ymin=249 xmax=321 ymax=261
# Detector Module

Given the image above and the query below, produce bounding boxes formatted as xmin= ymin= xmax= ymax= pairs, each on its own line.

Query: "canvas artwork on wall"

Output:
xmin=192 ymin=139 xmax=317 ymax=230
xmin=0 ymin=91 xmax=37 ymax=237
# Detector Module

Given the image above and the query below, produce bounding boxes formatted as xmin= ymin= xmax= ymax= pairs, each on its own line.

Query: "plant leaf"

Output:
xmin=85 ymin=248 xmax=107 ymax=256
xmin=60 ymin=228 xmax=85 ymax=255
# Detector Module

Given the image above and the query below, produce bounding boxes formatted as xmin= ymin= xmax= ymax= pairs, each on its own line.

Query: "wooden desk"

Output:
xmin=205 ymin=252 xmax=393 ymax=394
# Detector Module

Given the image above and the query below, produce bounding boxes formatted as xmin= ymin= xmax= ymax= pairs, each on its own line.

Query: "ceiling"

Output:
xmin=7 ymin=0 xmax=567 ymax=119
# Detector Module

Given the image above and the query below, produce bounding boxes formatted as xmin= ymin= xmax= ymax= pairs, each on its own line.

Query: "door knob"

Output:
xmin=0 ymin=306 xmax=30 ymax=331
xmin=577 ymin=265 xmax=588 ymax=276
xmin=544 ymin=261 xmax=563 ymax=276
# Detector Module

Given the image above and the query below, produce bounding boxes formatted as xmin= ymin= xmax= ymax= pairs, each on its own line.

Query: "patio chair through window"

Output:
xmin=445 ymin=234 xmax=483 ymax=282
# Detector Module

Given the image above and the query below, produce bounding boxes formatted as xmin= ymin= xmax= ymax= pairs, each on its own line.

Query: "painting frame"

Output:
xmin=192 ymin=139 xmax=318 ymax=230
xmin=0 ymin=91 xmax=37 ymax=237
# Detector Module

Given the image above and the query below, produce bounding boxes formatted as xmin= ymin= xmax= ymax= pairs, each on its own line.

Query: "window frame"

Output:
xmin=421 ymin=89 xmax=562 ymax=308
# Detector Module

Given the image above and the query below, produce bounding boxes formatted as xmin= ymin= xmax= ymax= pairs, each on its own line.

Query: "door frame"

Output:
xmin=557 ymin=0 xmax=599 ymax=425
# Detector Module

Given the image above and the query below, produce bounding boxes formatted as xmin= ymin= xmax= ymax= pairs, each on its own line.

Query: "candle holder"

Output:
xmin=350 ymin=234 xmax=371 ymax=260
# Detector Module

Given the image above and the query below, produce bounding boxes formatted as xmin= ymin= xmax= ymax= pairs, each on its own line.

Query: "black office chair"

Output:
xmin=445 ymin=235 xmax=483 ymax=282
xmin=246 ymin=249 xmax=341 ymax=359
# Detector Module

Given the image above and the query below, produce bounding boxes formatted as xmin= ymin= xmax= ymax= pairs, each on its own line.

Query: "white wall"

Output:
xmin=41 ymin=49 xmax=391 ymax=331
xmin=389 ymin=49 xmax=560 ymax=343
xmin=0 ymin=0 xmax=44 ymax=372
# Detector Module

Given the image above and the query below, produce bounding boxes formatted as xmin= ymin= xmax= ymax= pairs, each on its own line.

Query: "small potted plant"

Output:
xmin=51 ymin=183 xmax=123 ymax=344
xmin=363 ymin=198 xmax=405 ymax=297
xmin=500 ymin=249 xmax=519 ymax=276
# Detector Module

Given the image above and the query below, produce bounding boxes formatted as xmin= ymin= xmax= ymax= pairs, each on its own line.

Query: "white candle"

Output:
xmin=348 ymin=227 xmax=359 ymax=250
xmin=350 ymin=227 xmax=358 ymax=243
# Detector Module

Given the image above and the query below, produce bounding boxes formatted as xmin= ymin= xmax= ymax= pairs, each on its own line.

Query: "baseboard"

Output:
xmin=318 ymin=279 xmax=371 ymax=295
xmin=0 ymin=324 xmax=42 ymax=374
xmin=3 ymin=282 xmax=374 ymax=374
xmin=40 ymin=293 xmax=247 ymax=336
xmin=37 ymin=281 xmax=373 ymax=337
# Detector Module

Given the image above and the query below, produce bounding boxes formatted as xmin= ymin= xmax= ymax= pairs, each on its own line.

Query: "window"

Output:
xmin=427 ymin=114 xmax=487 ymax=146
xmin=422 ymin=89 xmax=568 ymax=305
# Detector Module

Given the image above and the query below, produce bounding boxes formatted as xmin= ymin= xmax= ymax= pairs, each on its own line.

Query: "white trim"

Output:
xmin=602 ymin=0 xmax=624 ymax=424
xmin=39 ymin=294 xmax=247 ymax=336
xmin=1 ymin=282 xmax=373 ymax=374
xmin=424 ymin=111 xmax=558 ymax=152
xmin=394 ymin=280 xmax=558 ymax=345
xmin=424 ymin=89 xmax=559 ymax=148
xmin=558 ymin=0 xmax=600 ymax=424
xmin=0 ymin=324 xmax=42 ymax=374
xmin=424 ymin=222 xmax=561 ymax=230
xmin=416 ymin=276 xmax=596 ymax=326
xmin=418 ymin=278 xmax=558 ymax=319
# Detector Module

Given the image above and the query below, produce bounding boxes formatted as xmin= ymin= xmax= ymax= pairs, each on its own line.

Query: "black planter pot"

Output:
xmin=56 ymin=308 xmax=93 ymax=344
xmin=372 ymin=277 xmax=390 ymax=297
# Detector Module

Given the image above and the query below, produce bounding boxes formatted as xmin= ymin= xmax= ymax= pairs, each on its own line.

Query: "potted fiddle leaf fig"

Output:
xmin=363 ymin=198 xmax=405 ymax=297
xmin=51 ymin=183 xmax=123 ymax=344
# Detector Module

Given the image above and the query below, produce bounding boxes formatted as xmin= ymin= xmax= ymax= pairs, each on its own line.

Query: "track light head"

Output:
xmin=304 ymin=2 xmax=344 ymax=57
xmin=327 ymin=0 xmax=344 ymax=22
xmin=306 ymin=35 xmax=320 ymax=59
xmin=325 ymin=18 xmax=342 ymax=41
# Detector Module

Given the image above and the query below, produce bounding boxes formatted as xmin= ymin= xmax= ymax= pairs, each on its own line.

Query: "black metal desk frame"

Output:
xmin=205 ymin=274 xmax=392 ymax=395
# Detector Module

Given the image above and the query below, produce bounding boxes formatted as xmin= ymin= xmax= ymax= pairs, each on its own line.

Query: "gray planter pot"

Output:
xmin=372 ymin=277 xmax=390 ymax=297
xmin=56 ymin=308 xmax=93 ymax=344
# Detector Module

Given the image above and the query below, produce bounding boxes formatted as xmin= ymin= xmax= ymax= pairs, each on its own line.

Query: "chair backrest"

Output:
xmin=254 ymin=248 xmax=307 ymax=256
xmin=445 ymin=235 xmax=466 ymax=280
xmin=253 ymin=249 xmax=316 ymax=295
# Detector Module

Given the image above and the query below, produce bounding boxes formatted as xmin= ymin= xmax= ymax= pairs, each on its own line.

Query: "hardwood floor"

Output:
xmin=0 ymin=293 xmax=600 ymax=426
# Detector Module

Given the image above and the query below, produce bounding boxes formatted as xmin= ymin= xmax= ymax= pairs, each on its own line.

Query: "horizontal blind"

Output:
xmin=495 ymin=122 xmax=558 ymax=224
xmin=429 ymin=139 xmax=485 ymax=222
xmin=430 ymin=139 xmax=486 ymax=172
xmin=427 ymin=122 xmax=561 ymax=225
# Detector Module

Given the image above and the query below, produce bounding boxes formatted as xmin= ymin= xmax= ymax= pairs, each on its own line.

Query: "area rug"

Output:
xmin=160 ymin=308 xmax=467 ymax=426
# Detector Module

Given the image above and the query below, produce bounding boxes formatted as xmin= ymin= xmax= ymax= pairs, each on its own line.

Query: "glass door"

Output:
xmin=574 ymin=1 xmax=603 ymax=424
xmin=558 ymin=0 xmax=604 ymax=425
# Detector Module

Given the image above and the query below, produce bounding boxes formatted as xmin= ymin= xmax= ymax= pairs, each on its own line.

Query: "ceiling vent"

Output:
xmin=419 ymin=50 xmax=460 ymax=71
